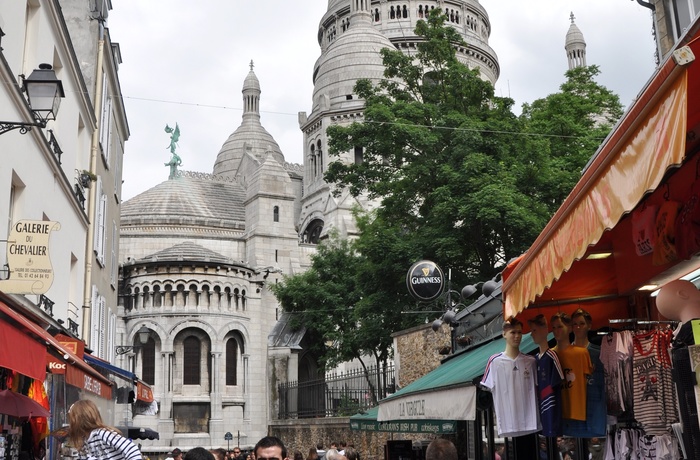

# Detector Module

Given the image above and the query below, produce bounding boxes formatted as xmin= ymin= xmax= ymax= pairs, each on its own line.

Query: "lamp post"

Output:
xmin=115 ymin=325 xmax=150 ymax=355
xmin=0 ymin=63 xmax=65 ymax=135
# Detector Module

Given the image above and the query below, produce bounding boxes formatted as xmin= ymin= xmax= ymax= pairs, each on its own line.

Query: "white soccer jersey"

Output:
xmin=481 ymin=352 xmax=542 ymax=437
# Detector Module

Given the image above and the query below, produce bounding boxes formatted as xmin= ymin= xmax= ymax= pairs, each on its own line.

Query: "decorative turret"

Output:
xmin=565 ymin=12 xmax=587 ymax=70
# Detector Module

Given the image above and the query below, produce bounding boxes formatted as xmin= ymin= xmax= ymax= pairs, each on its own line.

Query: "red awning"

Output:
xmin=0 ymin=317 xmax=46 ymax=381
xmin=0 ymin=301 xmax=113 ymax=399
xmin=502 ymin=28 xmax=700 ymax=318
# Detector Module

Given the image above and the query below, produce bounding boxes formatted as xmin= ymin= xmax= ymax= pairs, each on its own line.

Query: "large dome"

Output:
xmin=121 ymin=173 xmax=246 ymax=230
xmin=312 ymin=8 xmax=394 ymax=112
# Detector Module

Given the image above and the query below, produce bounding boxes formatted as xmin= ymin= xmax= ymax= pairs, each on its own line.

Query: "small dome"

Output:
xmin=213 ymin=63 xmax=285 ymax=176
xmin=565 ymin=13 xmax=586 ymax=48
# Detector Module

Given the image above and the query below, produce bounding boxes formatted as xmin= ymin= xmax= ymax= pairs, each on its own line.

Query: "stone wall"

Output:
xmin=392 ymin=323 xmax=451 ymax=388
xmin=269 ymin=418 xmax=445 ymax=460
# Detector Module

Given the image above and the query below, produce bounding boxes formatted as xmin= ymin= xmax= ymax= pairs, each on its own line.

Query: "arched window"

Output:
xmin=402 ymin=5 xmax=408 ymax=18
xmin=142 ymin=337 xmax=156 ymax=385
xmin=226 ymin=338 xmax=238 ymax=385
xmin=183 ymin=336 xmax=201 ymax=384
xmin=390 ymin=6 xmax=395 ymax=19
xmin=273 ymin=206 xmax=279 ymax=222
xmin=374 ymin=8 xmax=380 ymax=21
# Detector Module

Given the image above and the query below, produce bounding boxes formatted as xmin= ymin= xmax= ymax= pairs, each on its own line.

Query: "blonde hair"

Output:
xmin=67 ymin=400 xmax=120 ymax=450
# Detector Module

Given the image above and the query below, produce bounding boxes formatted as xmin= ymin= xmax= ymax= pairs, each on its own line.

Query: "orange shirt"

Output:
xmin=554 ymin=345 xmax=593 ymax=421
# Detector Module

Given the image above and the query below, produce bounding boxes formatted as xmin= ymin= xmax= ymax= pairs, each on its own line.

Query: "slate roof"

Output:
xmin=138 ymin=241 xmax=233 ymax=264
xmin=121 ymin=173 xmax=246 ymax=229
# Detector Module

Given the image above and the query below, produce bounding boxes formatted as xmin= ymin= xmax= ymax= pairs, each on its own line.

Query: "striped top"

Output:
xmin=82 ymin=428 xmax=142 ymax=460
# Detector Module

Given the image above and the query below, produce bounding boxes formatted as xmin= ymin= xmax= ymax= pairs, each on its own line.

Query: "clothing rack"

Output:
xmin=597 ymin=318 xmax=678 ymax=334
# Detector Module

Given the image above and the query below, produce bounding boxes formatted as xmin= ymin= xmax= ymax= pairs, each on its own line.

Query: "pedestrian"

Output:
xmin=172 ymin=449 xmax=183 ymax=460
xmin=67 ymin=400 xmax=142 ymax=460
xmin=306 ymin=448 xmax=318 ymax=460
xmin=231 ymin=448 xmax=244 ymax=460
xmin=293 ymin=452 xmax=303 ymax=460
xmin=254 ymin=436 xmax=288 ymax=460
xmin=185 ymin=448 xmax=214 ymax=460
xmin=211 ymin=449 xmax=227 ymax=460
xmin=425 ymin=439 xmax=456 ymax=460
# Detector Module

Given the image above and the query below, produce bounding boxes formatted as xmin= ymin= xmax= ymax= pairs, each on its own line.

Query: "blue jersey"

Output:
xmin=536 ymin=348 xmax=564 ymax=437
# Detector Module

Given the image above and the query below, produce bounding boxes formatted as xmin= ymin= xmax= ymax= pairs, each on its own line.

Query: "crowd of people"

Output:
xmin=65 ymin=399 xmax=459 ymax=460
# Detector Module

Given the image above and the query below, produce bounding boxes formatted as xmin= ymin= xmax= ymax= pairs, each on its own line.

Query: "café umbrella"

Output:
xmin=0 ymin=389 xmax=51 ymax=418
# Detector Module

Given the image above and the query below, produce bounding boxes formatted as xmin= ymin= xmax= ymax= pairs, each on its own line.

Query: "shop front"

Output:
xmin=350 ymin=333 xmax=541 ymax=460
xmin=0 ymin=299 xmax=113 ymax=460
xmin=500 ymin=18 xmax=700 ymax=460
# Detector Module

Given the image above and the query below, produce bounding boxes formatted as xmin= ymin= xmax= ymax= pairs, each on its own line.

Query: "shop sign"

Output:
xmin=378 ymin=386 xmax=476 ymax=422
xmin=66 ymin=364 xmax=112 ymax=399
xmin=136 ymin=381 xmax=154 ymax=403
xmin=47 ymin=354 xmax=67 ymax=374
xmin=350 ymin=419 xmax=456 ymax=434
xmin=0 ymin=220 xmax=60 ymax=294
xmin=406 ymin=260 xmax=445 ymax=301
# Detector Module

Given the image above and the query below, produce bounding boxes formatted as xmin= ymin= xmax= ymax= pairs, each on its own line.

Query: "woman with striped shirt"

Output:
xmin=68 ymin=400 xmax=142 ymax=460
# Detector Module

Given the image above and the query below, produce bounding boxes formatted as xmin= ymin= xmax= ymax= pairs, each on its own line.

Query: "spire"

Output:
xmin=565 ymin=12 xmax=586 ymax=70
xmin=242 ymin=59 xmax=261 ymax=120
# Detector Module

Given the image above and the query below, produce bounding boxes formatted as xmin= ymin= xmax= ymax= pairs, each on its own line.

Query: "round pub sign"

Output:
xmin=406 ymin=260 xmax=445 ymax=302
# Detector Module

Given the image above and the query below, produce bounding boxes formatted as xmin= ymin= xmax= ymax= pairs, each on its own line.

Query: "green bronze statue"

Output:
xmin=164 ymin=123 xmax=182 ymax=179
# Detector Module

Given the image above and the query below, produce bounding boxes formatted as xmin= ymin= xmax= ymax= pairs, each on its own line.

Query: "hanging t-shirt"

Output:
xmin=481 ymin=352 xmax=541 ymax=437
xmin=554 ymin=345 xmax=593 ymax=421
xmin=600 ymin=331 xmax=634 ymax=416
xmin=535 ymin=348 xmax=563 ymax=437
xmin=632 ymin=330 xmax=678 ymax=435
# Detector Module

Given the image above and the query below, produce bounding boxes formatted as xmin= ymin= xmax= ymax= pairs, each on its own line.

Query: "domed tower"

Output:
xmin=213 ymin=61 xmax=285 ymax=179
xmin=298 ymin=0 xmax=395 ymax=243
xmin=565 ymin=12 xmax=587 ymax=70
xmin=298 ymin=0 xmax=500 ymax=244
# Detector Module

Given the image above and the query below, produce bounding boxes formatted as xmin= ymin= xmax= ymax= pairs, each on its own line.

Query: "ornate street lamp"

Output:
xmin=0 ymin=64 xmax=65 ymax=135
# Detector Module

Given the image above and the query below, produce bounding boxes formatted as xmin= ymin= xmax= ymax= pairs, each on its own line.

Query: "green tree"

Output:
xmin=520 ymin=65 xmax=623 ymax=211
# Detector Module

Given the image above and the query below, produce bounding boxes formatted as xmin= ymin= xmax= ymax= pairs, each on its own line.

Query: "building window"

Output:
xmin=142 ymin=337 xmax=156 ymax=385
xmin=183 ymin=336 xmax=201 ymax=384
xmin=669 ymin=0 xmax=700 ymax=40
xmin=226 ymin=338 xmax=238 ymax=386
xmin=354 ymin=146 xmax=364 ymax=165
xmin=273 ymin=206 xmax=279 ymax=222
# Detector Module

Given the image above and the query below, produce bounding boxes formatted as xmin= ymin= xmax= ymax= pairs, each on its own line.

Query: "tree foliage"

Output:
xmin=325 ymin=11 xmax=550 ymax=277
xmin=520 ymin=65 xmax=623 ymax=211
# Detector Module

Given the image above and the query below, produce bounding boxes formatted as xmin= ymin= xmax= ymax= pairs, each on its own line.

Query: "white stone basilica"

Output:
xmin=117 ymin=0 xmax=499 ymax=452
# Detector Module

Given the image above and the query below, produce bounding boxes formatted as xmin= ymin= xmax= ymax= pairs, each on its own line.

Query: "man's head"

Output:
xmin=527 ymin=314 xmax=548 ymax=345
xmin=232 ymin=448 xmax=242 ymax=458
xmin=426 ymin=439 xmax=457 ymax=460
xmin=502 ymin=317 xmax=523 ymax=349
xmin=184 ymin=448 xmax=213 ymax=460
xmin=550 ymin=312 xmax=572 ymax=343
xmin=255 ymin=436 xmax=288 ymax=460
xmin=172 ymin=449 xmax=183 ymax=460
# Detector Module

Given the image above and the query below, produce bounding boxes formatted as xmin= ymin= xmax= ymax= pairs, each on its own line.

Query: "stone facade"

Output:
xmin=392 ymin=324 xmax=451 ymax=389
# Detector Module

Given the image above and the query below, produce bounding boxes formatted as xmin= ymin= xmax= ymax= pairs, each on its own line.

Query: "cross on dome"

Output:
xmin=570 ymin=12 xmax=575 ymax=24
xmin=250 ymin=60 xmax=254 ymax=71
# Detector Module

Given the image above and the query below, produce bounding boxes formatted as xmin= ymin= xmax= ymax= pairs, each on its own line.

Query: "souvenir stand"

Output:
xmin=500 ymin=19 xmax=700 ymax=460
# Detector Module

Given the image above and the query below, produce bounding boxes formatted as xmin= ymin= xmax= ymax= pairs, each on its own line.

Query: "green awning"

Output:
xmin=350 ymin=407 xmax=459 ymax=433
xmin=376 ymin=333 xmax=539 ymax=422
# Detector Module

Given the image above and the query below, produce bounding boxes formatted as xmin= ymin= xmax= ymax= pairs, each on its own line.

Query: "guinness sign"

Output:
xmin=406 ymin=260 xmax=445 ymax=301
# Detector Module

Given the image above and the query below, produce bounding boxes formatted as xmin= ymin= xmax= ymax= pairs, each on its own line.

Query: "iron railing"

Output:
xmin=278 ymin=364 xmax=395 ymax=419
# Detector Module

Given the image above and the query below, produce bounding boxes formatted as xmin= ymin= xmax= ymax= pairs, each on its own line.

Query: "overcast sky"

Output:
xmin=109 ymin=1 xmax=657 ymax=201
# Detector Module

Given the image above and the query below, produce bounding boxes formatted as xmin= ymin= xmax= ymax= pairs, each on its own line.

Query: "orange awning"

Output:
xmin=502 ymin=32 xmax=700 ymax=318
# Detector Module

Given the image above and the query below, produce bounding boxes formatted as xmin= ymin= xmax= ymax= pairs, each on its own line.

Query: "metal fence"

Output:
xmin=278 ymin=364 xmax=395 ymax=419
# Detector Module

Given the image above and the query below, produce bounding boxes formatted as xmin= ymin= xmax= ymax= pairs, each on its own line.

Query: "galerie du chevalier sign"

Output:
xmin=0 ymin=220 xmax=60 ymax=294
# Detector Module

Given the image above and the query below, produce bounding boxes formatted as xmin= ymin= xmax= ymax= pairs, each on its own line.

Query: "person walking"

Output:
xmin=67 ymin=400 xmax=142 ymax=460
